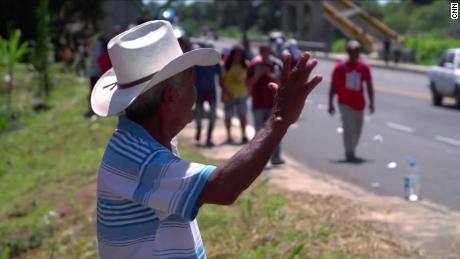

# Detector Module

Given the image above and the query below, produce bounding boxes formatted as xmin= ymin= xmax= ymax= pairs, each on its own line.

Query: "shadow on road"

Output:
xmin=329 ymin=157 xmax=374 ymax=165
xmin=436 ymin=104 xmax=460 ymax=111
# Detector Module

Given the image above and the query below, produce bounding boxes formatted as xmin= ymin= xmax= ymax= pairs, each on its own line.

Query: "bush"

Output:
xmin=180 ymin=20 xmax=203 ymax=37
xmin=219 ymin=26 xmax=243 ymax=39
xmin=405 ymin=37 xmax=460 ymax=65
xmin=331 ymin=39 xmax=346 ymax=53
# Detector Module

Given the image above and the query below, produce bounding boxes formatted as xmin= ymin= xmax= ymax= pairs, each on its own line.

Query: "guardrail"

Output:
xmin=249 ymin=37 xmax=328 ymax=52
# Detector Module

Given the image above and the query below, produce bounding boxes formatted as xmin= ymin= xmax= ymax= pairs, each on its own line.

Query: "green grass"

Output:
xmin=0 ymin=65 xmax=115 ymax=257
xmin=0 ymin=64 xmax=424 ymax=259
xmin=331 ymin=39 xmax=346 ymax=53
xmin=405 ymin=37 xmax=460 ymax=65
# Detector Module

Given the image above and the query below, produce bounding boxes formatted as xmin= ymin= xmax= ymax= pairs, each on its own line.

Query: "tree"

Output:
xmin=411 ymin=0 xmax=434 ymax=5
xmin=0 ymin=29 xmax=29 ymax=110
xmin=33 ymin=0 xmax=52 ymax=97
xmin=1 ymin=0 xmax=106 ymax=43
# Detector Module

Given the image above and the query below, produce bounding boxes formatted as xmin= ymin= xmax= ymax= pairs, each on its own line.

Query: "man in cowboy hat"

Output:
xmin=92 ymin=20 xmax=322 ymax=259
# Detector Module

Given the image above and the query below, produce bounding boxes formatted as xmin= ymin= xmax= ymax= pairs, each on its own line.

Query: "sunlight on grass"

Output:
xmin=0 ymin=65 xmax=424 ymax=259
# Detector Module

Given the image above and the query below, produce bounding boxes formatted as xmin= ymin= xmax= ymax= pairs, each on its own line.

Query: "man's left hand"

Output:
xmin=369 ymin=103 xmax=375 ymax=114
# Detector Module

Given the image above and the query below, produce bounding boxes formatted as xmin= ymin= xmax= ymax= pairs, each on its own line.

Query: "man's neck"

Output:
xmin=347 ymin=59 xmax=358 ymax=66
xmin=262 ymin=56 xmax=272 ymax=65
xmin=135 ymin=116 xmax=173 ymax=151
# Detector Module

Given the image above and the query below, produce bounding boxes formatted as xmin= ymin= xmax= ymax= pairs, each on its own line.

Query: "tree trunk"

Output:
xmin=44 ymin=71 xmax=50 ymax=97
xmin=7 ymin=71 xmax=13 ymax=111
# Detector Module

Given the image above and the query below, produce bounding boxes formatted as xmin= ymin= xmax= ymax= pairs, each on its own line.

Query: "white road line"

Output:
xmin=435 ymin=135 xmax=460 ymax=148
xmin=386 ymin=122 xmax=414 ymax=133
xmin=317 ymin=103 xmax=328 ymax=110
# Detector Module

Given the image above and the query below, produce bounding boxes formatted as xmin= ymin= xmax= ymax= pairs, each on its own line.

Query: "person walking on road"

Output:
xmin=246 ymin=45 xmax=285 ymax=165
xmin=193 ymin=52 xmax=223 ymax=147
xmin=90 ymin=20 xmax=322 ymax=259
xmin=222 ymin=45 xmax=249 ymax=144
xmin=328 ymin=40 xmax=375 ymax=163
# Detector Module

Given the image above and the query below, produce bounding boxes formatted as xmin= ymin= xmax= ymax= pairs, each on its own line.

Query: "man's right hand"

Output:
xmin=271 ymin=52 xmax=323 ymax=126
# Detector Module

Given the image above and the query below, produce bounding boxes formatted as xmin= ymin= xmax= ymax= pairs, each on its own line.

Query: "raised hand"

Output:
xmin=271 ymin=52 xmax=323 ymax=126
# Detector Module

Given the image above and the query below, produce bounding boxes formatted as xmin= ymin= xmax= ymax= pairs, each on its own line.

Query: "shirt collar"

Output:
xmin=116 ymin=115 xmax=156 ymax=142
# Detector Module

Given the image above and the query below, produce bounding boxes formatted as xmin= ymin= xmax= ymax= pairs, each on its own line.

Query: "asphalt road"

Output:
xmin=205 ymin=38 xmax=460 ymax=211
xmin=284 ymin=59 xmax=460 ymax=211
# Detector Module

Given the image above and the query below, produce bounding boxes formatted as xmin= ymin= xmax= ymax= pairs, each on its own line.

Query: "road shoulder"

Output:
xmin=179 ymin=117 xmax=460 ymax=259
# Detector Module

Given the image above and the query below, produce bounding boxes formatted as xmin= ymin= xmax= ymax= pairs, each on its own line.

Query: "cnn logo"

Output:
xmin=452 ymin=3 xmax=459 ymax=19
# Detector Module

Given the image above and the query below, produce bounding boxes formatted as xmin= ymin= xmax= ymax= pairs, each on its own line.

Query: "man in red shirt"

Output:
xmin=328 ymin=40 xmax=375 ymax=162
xmin=246 ymin=45 xmax=285 ymax=165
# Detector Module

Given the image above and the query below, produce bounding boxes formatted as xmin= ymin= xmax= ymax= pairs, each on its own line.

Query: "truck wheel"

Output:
xmin=430 ymin=82 xmax=442 ymax=106
xmin=455 ymin=86 xmax=460 ymax=109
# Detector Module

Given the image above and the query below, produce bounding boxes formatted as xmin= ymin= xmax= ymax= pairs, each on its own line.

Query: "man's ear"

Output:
xmin=161 ymin=86 xmax=178 ymax=111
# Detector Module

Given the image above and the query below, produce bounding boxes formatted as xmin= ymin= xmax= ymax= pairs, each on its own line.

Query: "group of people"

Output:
xmin=89 ymin=20 xmax=374 ymax=258
xmin=193 ymin=38 xmax=374 ymax=165
xmin=193 ymin=43 xmax=286 ymax=165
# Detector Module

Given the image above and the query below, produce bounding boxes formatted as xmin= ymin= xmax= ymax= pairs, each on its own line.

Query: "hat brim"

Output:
xmin=91 ymin=48 xmax=220 ymax=117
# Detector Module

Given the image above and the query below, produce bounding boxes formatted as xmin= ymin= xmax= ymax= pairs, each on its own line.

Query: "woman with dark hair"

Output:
xmin=222 ymin=45 xmax=249 ymax=144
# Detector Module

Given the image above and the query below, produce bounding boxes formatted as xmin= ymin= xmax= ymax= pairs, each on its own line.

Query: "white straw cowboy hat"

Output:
xmin=91 ymin=20 xmax=220 ymax=116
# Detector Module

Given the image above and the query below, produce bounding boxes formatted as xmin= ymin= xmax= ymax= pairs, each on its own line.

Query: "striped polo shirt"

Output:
xmin=96 ymin=115 xmax=215 ymax=258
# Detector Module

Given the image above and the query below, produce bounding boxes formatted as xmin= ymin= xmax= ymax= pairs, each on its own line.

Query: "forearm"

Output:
xmin=219 ymin=79 xmax=229 ymax=94
xmin=246 ymin=75 xmax=258 ymax=88
xmin=328 ymin=82 xmax=336 ymax=106
xmin=199 ymin=115 xmax=289 ymax=204
xmin=367 ymin=81 xmax=374 ymax=105
xmin=246 ymin=71 xmax=264 ymax=88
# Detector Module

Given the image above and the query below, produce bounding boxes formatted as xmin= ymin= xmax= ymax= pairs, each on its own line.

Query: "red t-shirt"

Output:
xmin=246 ymin=57 xmax=282 ymax=110
xmin=332 ymin=60 xmax=371 ymax=111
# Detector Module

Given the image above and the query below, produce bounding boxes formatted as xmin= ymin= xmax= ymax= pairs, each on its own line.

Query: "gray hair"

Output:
xmin=125 ymin=71 xmax=188 ymax=120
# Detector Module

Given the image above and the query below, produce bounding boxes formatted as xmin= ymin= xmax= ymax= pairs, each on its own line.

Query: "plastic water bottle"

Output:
xmin=404 ymin=158 xmax=421 ymax=201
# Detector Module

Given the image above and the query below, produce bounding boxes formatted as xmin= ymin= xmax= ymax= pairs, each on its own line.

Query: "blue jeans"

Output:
xmin=194 ymin=98 xmax=216 ymax=143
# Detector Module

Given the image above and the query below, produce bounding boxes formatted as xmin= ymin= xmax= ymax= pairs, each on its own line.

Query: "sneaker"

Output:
xmin=241 ymin=136 xmax=248 ymax=144
xmin=83 ymin=110 xmax=95 ymax=118
xmin=205 ymin=141 xmax=215 ymax=147
xmin=225 ymin=138 xmax=234 ymax=145
xmin=346 ymin=153 xmax=363 ymax=163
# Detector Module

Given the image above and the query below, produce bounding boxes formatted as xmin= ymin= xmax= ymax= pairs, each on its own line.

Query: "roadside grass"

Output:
xmin=197 ymin=171 xmax=424 ymax=259
xmin=0 ymin=65 xmax=114 ymax=258
xmin=0 ymin=65 xmax=425 ymax=258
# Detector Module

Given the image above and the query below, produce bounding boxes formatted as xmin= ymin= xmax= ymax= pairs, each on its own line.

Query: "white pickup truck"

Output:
xmin=428 ymin=48 xmax=460 ymax=108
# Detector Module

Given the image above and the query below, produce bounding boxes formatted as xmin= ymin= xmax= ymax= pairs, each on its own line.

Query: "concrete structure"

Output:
xmin=281 ymin=0 xmax=332 ymax=44
xmin=281 ymin=0 xmax=402 ymax=53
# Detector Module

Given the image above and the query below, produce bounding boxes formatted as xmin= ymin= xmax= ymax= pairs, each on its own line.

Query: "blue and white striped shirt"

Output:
xmin=97 ymin=116 xmax=215 ymax=258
